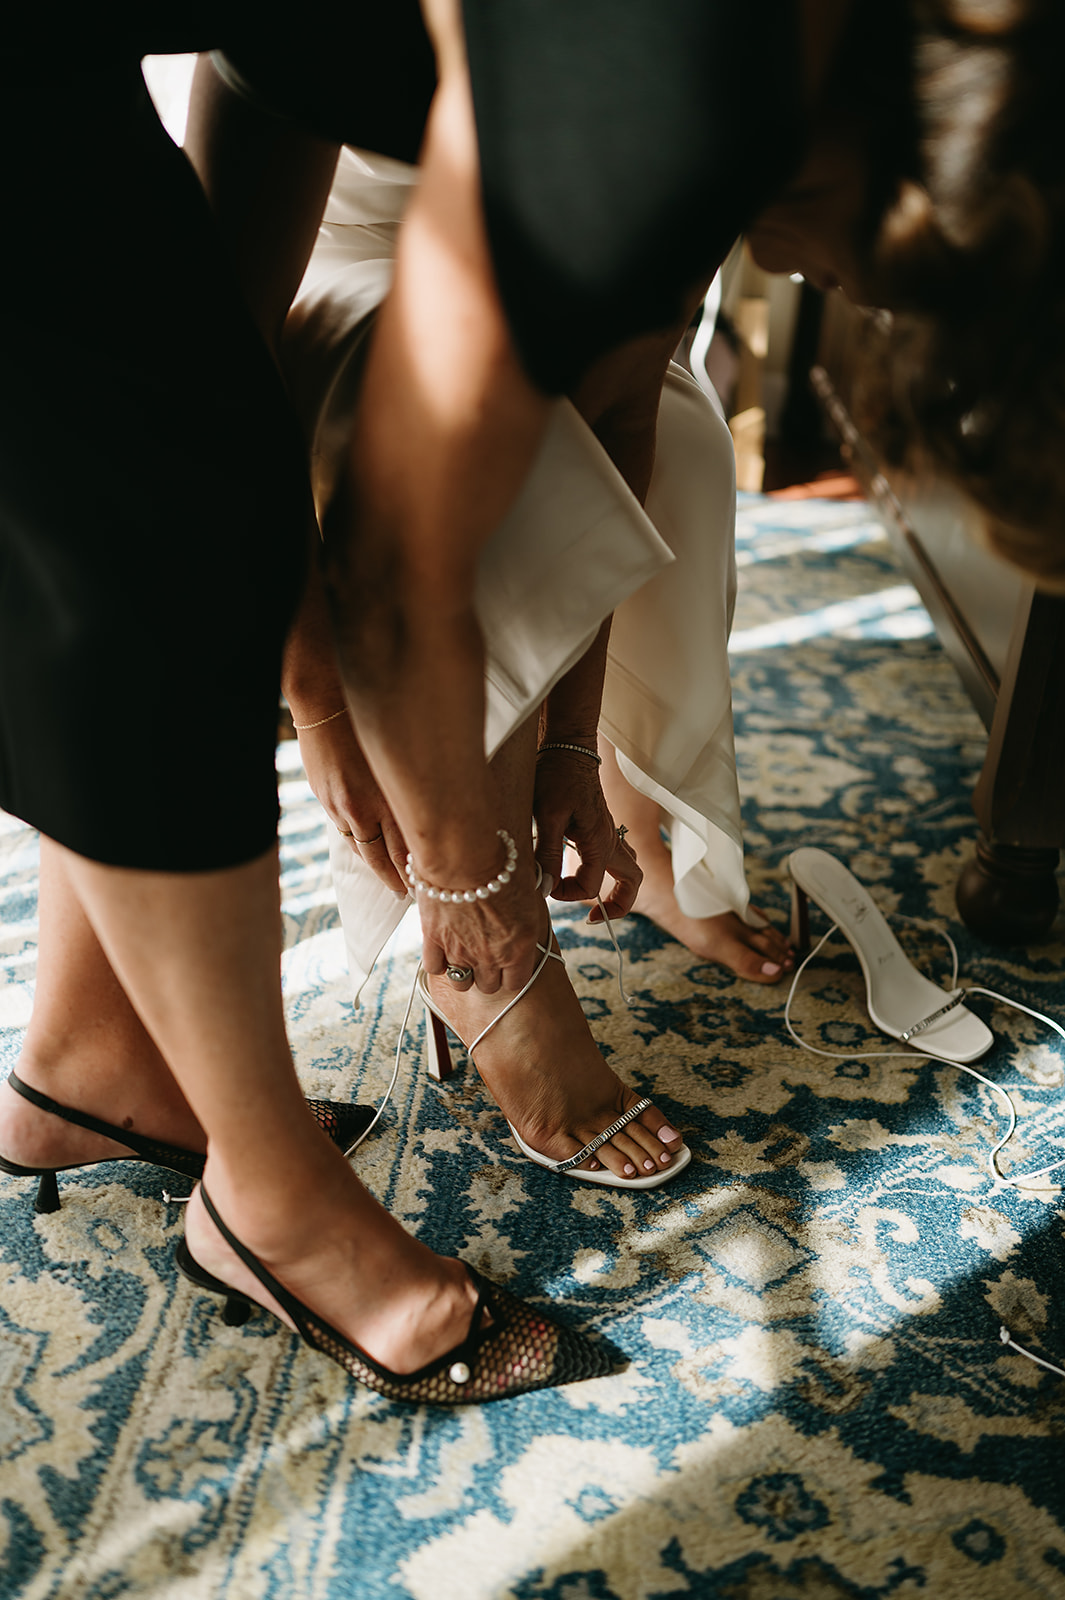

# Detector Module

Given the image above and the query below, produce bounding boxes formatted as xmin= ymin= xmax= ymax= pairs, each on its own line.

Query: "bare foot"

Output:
xmin=602 ymin=834 xmax=793 ymax=983
xmin=597 ymin=737 xmax=793 ymax=982
xmin=425 ymin=931 xmax=684 ymax=1182
xmin=633 ymin=887 xmax=794 ymax=983
xmin=0 ymin=1047 xmax=206 ymax=1172
xmin=184 ymin=1165 xmax=485 ymax=1377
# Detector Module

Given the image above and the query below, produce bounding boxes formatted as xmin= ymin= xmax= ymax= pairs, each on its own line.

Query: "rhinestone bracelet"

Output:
xmin=404 ymin=829 xmax=518 ymax=903
xmin=536 ymin=741 xmax=602 ymax=766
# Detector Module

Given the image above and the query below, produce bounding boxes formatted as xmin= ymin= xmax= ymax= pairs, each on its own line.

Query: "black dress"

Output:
xmin=0 ymin=13 xmax=434 ymax=871
xmin=0 ymin=4 xmax=799 ymax=871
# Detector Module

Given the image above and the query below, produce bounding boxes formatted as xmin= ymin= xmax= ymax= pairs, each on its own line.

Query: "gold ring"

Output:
xmin=355 ymin=831 xmax=384 ymax=845
xmin=337 ymin=828 xmax=355 ymax=839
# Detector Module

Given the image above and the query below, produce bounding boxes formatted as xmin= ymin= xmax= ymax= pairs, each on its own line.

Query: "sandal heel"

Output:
xmin=790 ymin=878 xmax=810 ymax=956
xmin=34 ymin=1171 xmax=61 ymax=1214
xmin=222 ymin=1296 xmax=252 ymax=1328
xmin=425 ymin=1007 xmax=455 ymax=1083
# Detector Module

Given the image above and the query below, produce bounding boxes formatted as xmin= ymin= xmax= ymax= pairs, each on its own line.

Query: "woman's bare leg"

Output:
xmin=424 ymin=717 xmax=685 ymax=1180
xmin=0 ymin=838 xmax=204 ymax=1168
xmin=599 ymin=739 xmax=794 ymax=983
xmin=6 ymin=841 xmax=478 ymax=1373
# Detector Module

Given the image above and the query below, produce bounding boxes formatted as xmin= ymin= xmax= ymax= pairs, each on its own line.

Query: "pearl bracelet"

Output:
xmin=404 ymin=829 xmax=518 ymax=903
xmin=537 ymin=741 xmax=602 ymax=766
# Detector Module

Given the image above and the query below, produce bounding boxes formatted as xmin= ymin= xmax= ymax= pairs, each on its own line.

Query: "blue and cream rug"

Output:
xmin=2 ymin=493 xmax=1063 ymax=1599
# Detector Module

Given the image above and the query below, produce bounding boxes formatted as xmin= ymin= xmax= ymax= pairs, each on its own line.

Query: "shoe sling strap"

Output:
xmin=6 ymin=1069 xmax=188 ymax=1163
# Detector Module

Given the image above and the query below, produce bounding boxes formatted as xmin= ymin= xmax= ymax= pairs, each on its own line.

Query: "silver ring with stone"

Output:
xmin=446 ymin=964 xmax=475 ymax=984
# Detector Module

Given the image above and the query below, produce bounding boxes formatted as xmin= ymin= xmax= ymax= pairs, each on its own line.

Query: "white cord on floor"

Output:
xmin=784 ymin=923 xmax=1065 ymax=1189
xmin=999 ymin=1325 xmax=1065 ymax=1379
xmin=343 ymin=964 xmax=422 ymax=1156
xmin=786 ymin=917 xmax=1065 ymax=1381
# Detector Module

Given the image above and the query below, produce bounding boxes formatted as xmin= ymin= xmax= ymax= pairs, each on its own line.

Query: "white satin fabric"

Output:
xmin=282 ymin=148 xmax=760 ymax=998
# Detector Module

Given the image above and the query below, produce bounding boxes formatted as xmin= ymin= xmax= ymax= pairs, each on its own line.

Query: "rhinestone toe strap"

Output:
xmin=898 ymin=990 xmax=965 ymax=1042
xmin=551 ymin=1097 xmax=654 ymax=1174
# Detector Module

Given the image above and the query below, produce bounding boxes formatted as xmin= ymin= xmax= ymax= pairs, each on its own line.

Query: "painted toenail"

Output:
xmin=624 ymin=1162 xmax=637 ymax=1176
xmin=658 ymin=1124 xmax=680 ymax=1142
xmin=643 ymin=1158 xmax=657 ymax=1171
xmin=762 ymin=961 xmax=782 ymax=976
xmin=660 ymin=1151 xmax=671 ymax=1163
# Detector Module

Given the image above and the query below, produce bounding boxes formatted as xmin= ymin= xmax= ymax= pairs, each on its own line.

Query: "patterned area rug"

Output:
xmin=2 ymin=493 xmax=1063 ymax=1600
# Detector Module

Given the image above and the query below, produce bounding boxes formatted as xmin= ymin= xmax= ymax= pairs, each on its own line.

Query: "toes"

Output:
xmin=592 ymin=1105 xmax=683 ymax=1179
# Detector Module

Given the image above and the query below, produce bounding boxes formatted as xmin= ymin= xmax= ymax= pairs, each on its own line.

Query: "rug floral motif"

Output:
xmin=1 ymin=494 xmax=1063 ymax=1599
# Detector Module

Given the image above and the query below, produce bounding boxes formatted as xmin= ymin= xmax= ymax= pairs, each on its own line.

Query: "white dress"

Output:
xmin=141 ymin=64 xmax=762 ymax=996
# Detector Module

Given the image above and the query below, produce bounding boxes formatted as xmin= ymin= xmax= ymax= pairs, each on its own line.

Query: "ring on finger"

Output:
xmin=337 ymin=828 xmax=355 ymax=839
xmin=446 ymin=964 xmax=475 ymax=984
xmin=355 ymin=831 xmax=384 ymax=845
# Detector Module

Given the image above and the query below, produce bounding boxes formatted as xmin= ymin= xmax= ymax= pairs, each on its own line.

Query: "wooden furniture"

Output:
xmin=810 ymin=296 xmax=1065 ymax=944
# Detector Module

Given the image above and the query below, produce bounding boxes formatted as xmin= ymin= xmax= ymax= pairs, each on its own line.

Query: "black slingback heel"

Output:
xmin=0 ymin=1071 xmax=375 ymax=1214
xmin=176 ymin=1184 xmax=616 ymax=1404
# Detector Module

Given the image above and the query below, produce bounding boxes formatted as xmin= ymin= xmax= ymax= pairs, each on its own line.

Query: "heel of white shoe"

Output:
xmin=789 ymin=877 xmax=810 ymax=956
xmin=424 ymin=1000 xmax=456 ymax=1083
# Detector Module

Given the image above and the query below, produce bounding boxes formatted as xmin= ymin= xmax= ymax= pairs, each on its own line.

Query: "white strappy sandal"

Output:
xmin=788 ymin=848 xmax=994 ymax=1064
xmin=418 ymin=942 xmax=692 ymax=1190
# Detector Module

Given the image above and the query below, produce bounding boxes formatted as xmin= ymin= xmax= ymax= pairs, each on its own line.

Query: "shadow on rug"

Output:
xmin=1 ymin=494 xmax=1063 ymax=1600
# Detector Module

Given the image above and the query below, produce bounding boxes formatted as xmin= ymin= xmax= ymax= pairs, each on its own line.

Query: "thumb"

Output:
xmin=534 ymin=824 xmax=566 ymax=899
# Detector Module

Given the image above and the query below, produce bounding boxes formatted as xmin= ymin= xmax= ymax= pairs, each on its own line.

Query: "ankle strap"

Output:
xmin=466 ymin=942 xmax=564 ymax=1056
xmin=6 ymin=1069 xmax=134 ymax=1145
xmin=5 ymin=1069 xmax=195 ymax=1168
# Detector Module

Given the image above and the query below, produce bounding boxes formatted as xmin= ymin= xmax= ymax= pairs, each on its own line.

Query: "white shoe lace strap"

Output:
xmin=466 ymin=942 xmax=562 ymax=1056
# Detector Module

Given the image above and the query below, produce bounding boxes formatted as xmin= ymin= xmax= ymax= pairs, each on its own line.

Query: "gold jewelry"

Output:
xmin=337 ymin=828 xmax=355 ymax=839
xmin=292 ymin=708 xmax=347 ymax=731
xmin=537 ymin=741 xmax=602 ymax=766
xmin=355 ymin=831 xmax=384 ymax=846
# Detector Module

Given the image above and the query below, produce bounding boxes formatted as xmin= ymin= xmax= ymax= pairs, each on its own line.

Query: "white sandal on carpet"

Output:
xmin=418 ymin=945 xmax=692 ymax=1190
xmin=788 ymin=847 xmax=993 ymax=1064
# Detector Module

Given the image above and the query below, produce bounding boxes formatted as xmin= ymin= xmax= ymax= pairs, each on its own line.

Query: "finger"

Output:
xmin=499 ymin=938 xmax=542 ymax=993
xmin=598 ymin=857 xmax=643 ymax=919
xmin=441 ymin=961 xmax=476 ymax=993
xmin=422 ymin=936 xmax=448 ymax=977
xmin=475 ymin=964 xmax=503 ymax=996
xmin=534 ymin=827 xmax=568 ymax=899
xmin=355 ymin=831 xmax=408 ymax=896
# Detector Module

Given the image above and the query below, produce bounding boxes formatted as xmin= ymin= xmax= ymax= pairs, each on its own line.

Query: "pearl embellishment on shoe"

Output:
xmin=449 ymin=1361 xmax=471 ymax=1384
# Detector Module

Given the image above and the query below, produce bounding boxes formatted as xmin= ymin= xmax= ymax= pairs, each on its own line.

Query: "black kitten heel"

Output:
xmin=177 ymin=1185 xmax=616 ymax=1404
xmin=0 ymin=1071 xmax=375 ymax=1213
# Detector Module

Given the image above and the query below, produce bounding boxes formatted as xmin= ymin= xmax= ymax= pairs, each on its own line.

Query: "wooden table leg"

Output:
xmin=955 ymin=589 xmax=1065 ymax=943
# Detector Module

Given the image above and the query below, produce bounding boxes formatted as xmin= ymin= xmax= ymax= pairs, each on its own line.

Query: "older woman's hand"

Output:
xmin=417 ymin=854 xmax=545 ymax=995
xmin=533 ymin=746 xmax=642 ymax=921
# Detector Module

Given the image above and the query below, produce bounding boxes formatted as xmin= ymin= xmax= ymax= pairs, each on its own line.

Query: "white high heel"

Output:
xmin=419 ymin=943 xmax=692 ymax=1190
xmin=788 ymin=848 xmax=993 ymax=1064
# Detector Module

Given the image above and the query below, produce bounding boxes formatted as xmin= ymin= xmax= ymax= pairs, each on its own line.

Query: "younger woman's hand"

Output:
xmin=295 ymin=713 xmax=408 ymax=896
